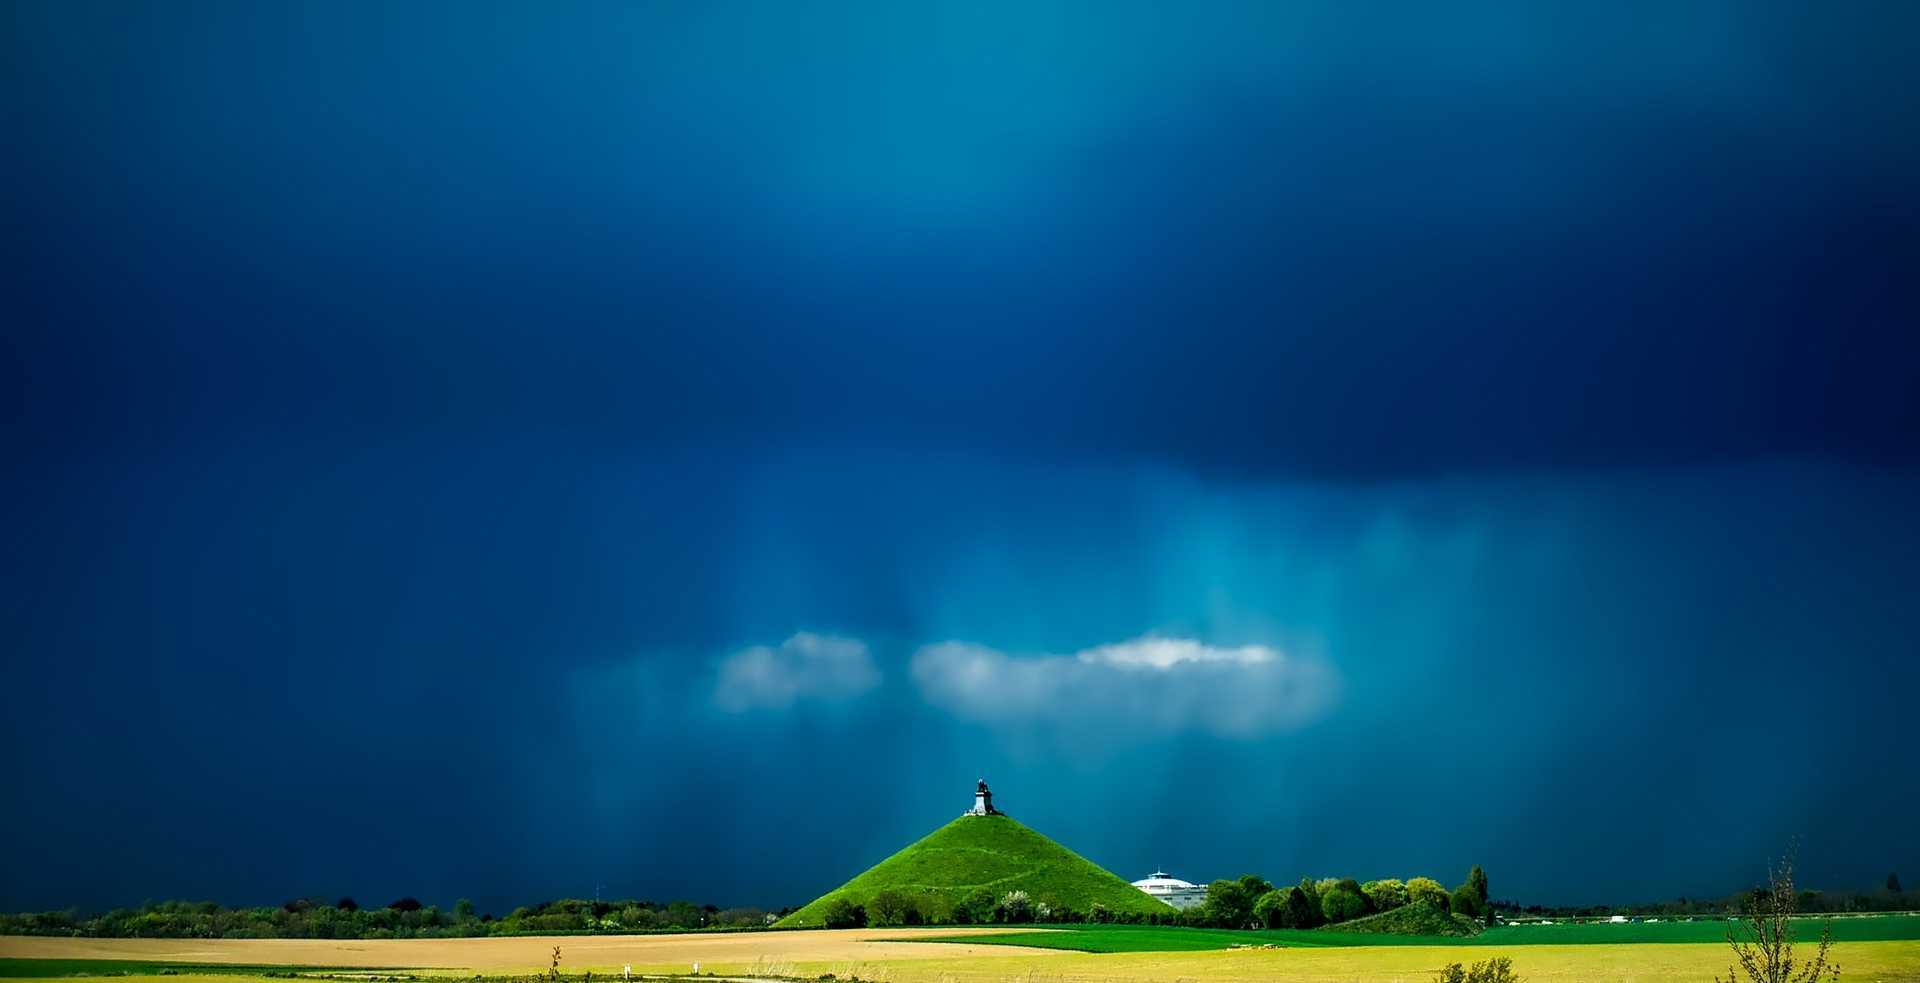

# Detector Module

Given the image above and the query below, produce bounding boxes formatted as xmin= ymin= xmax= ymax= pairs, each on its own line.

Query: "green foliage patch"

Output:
xmin=1322 ymin=901 xmax=1481 ymax=937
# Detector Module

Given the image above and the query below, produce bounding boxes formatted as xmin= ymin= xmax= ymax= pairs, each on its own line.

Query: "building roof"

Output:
xmin=1132 ymin=872 xmax=1200 ymax=890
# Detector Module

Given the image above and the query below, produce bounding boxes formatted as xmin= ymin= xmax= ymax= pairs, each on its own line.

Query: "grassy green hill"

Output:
xmin=775 ymin=814 xmax=1168 ymax=927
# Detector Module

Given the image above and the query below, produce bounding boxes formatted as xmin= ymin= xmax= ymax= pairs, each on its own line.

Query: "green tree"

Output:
xmin=663 ymin=901 xmax=701 ymax=928
xmin=1322 ymin=882 xmax=1370 ymax=923
xmin=453 ymin=899 xmax=476 ymax=922
xmin=867 ymin=890 xmax=915 ymax=927
xmin=954 ymin=888 xmax=996 ymax=925
xmin=1283 ymin=886 xmax=1318 ymax=929
xmin=1468 ymin=866 xmax=1492 ymax=926
xmin=821 ymin=898 xmax=866 ymax=929
xmin=996 ymin=890 xmax=1032 ymax=924
xmin=1252 ymin=889 xmax=1286 ymax=928
xmin=1452 ymin=885 xmax=1481 ymax=919
xmin=1408 ymin=877 xmax=1449 ymax=909
xmin=1294 ymin=878 xmax=1325 ymax=928
xmin=1238 ymin=874 xmax=1275 ymax=898
xmin=1203 ymin=880 xmax=1256 ymax=929
xmin=1364 ymin=879 xmax=1409 ymax=912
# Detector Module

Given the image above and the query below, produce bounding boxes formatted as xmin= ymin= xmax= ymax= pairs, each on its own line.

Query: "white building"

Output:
xmin=1131 ymin=871 xmax=1207 ymax=910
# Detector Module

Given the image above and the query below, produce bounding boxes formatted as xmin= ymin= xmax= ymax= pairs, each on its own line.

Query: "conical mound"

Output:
xmin=776 ymin=813 xmax=1169 ymax=927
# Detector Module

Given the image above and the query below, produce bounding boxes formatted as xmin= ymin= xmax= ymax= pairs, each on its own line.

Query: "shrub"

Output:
xmin=1088 ymin=902 xmax=1112 ymax=924
xmin=1719 ymin=851 xmax=1837 ymax=983
xmin=1436 ymin=957 xmax=1519 ymax=983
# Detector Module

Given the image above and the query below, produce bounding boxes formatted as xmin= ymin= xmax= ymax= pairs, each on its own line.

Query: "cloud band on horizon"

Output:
xmin=712 ymin=632 xmax=881 ymax=711
xmin=910 ymin=635 xmax=1337 ymax=739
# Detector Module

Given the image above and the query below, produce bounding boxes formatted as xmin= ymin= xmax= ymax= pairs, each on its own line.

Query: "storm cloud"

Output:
xmin=2 ymin=0 xmax=1916 ymax=917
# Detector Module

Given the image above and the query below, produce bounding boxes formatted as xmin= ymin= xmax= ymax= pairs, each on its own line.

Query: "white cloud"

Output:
xmin=712 ymin=632 xmax=880 ymax=712
xmin=911 ymin=635 xmax=1335 ymax=739
xmin=1077 ymin=636 xmax=1276 ymax=670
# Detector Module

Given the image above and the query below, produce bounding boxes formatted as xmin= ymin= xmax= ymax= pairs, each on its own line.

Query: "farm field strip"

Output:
xmin=0 ymin=931 xmax=1059 ymax=973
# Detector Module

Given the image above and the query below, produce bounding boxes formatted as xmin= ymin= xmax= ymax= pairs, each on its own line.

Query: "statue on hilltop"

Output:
xmin=967 ymin=777 xmax=999 ymax=816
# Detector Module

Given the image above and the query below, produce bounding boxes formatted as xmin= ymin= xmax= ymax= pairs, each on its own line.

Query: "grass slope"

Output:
xmin=775 ymin=814 xmax=1168 ymax=927
xmin=1322 ymin=901 xmax=1481 ymax=937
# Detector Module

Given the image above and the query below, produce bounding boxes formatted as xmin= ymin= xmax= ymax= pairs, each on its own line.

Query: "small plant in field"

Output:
xmin=1436 ymin=956 xmax=1519 ymax=983
xmin=547 ymin=946 xmax=561 ymax=983
xmin=1719 ymin=851 xmax=1839 ymax=983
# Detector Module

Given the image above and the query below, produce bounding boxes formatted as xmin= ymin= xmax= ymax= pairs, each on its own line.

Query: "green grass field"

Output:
xmin=905 ymin=914 xmax=1920 ymax=953
xmin=776 ymin=815 xmax=1167 ymax=927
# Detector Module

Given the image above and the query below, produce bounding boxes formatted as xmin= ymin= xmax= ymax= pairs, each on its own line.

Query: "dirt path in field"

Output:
xmin=0 ymin=929 xmax=1060 ymax=972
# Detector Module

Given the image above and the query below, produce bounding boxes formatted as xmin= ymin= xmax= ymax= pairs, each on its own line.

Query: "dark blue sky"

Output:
xmin=2 ymin=2 xmax=1916 ymax=915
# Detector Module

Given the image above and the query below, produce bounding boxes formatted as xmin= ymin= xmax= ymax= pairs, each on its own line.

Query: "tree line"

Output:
xmin=816 ymin=867 xmax=1494 ymax=929
xmin=0 ymin=897 xmax=785 ymax=939
xmin=6 ymin=869 xmax=1905 ymax=937
xmin=1194 ymin=865 xmax=1493 ymax=929
xmin=1508 ymin=872 xmax=1909 ymax=920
